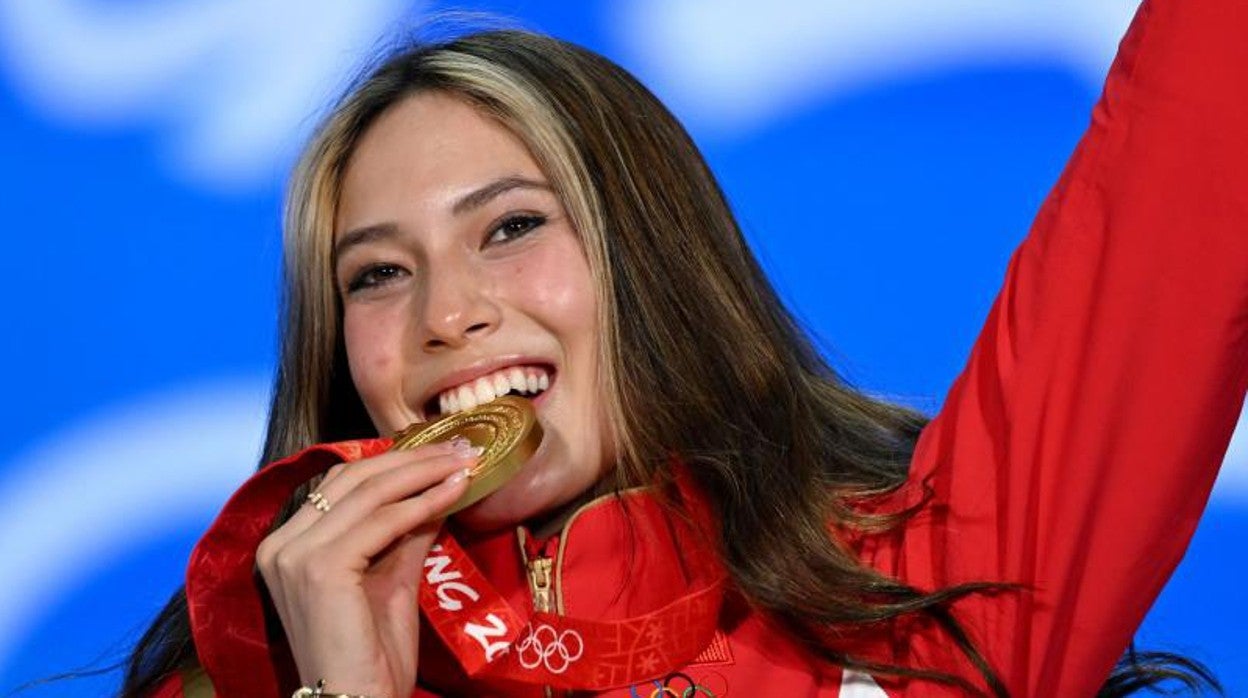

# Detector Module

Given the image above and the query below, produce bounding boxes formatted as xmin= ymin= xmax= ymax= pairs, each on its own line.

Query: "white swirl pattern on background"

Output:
xmin=0 ymin=0 xmax=410 ymax=190
xmin=0 ymin=378 xmax=267 ymax=669
xmin=1221 ymin=406 xmax=1248 ymax=501
xmin=614 ymin=0 xmax=1139 ymax=137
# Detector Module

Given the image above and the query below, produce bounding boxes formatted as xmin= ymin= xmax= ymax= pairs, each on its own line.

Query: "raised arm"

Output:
xmin=868 ymin=0 xmax=1248 ymax=694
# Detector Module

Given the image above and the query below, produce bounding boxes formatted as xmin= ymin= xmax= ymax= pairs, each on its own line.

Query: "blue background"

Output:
xmin=1 ymin=1 xmax=1244 ymax=695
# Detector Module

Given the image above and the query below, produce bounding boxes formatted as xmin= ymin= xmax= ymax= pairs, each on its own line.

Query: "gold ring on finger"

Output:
xmin=305 ymin=491 xmax=331 ymax=513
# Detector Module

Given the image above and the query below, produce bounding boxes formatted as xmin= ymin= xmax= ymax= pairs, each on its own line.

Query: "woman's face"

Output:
xmin=333 ymin=92 xmax=612 ymax=530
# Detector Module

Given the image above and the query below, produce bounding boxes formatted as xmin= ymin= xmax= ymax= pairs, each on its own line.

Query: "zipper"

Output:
xmin=521 ymin=529 xmax=560 ymax=614
xmin=517 ymin=491 xmax=650 ymax=697
xmin=519 ymin=532 xmax=560 ymax=697
xmin=526 ymin=555 xmax=554 ymax=613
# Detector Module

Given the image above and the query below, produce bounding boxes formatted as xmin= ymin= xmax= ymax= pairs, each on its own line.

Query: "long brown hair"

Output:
xmin=120 ymin=29 xmax=1214 ymax=698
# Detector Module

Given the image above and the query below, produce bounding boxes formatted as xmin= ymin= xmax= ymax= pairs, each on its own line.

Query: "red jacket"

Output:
xmin=154 ymin=0 xmax=1248 ymax=695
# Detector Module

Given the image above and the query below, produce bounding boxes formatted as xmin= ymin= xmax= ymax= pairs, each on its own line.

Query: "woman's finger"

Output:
xmin=273 ymin=439 xmax=474 ymax=540
xmin=296 ymin=451 xmax=478 ymax=544
xmin=263 ymin=464 xmax=470 ymax=597
xmin=307 ymin=466 xmax=472 ymax=566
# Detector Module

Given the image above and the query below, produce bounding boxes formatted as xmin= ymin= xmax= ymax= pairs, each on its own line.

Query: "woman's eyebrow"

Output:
xmin=335 ymin=177 xmax=551 ymax=259
xmin=452 ymin=175 xmax=551 ymax=215
xmin=334 ymin=222 xmax=398 ymax=260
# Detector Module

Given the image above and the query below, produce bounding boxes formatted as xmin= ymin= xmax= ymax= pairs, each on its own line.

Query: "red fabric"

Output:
xmin=416 ymin=522 xmax=724 ymax=689
xmin=415 ymin=490 xmax=842 ymax=697
xmin=148 ymin=674 xmax=184 ymax=698
xmin=852 ymin=0 xmax=1248 ymax=694
xmin=169 ymin=0 xmax=1248 ymax=695
xmin=185 ymin=438 xmax=393 ymax=698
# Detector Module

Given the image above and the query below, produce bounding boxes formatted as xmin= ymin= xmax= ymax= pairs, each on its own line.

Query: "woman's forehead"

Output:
xmin=335 ymin=93 xmax=547 ymax=237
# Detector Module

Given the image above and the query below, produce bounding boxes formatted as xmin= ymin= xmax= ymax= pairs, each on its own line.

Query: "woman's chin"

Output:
xmin=446 ymin=428 xmax=613 ymax=534
xmin=451 ymin=460 xmax=599 ymax=534
xmin=450 ymin=492 xmax=535 ymax=531
xmin=450 ymin=459 xmax=558 ymax=531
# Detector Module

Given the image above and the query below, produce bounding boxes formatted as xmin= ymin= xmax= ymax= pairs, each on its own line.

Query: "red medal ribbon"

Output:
xmin=187 ymin=441 xmax=725 ymax=696
xmin=187 ymin=439 xmax=392 ymax=698
xmin=418 ymin=531 xmax=724 ymax=689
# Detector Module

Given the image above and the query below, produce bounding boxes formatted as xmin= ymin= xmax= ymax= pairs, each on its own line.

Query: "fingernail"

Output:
xmin=448 ymin=438 xmax=483 ymax=459
xmin=445 ymin=467 xmax=471 ymax=485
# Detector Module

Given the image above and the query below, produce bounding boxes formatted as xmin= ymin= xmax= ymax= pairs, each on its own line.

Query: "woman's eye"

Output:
xmin=486 ymin=214 xmax=546 ymax=245
xmin=345 ymin=263 xmax=406 ymax=293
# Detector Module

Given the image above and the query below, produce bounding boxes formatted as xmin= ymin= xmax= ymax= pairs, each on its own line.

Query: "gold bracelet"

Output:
xmin=291 ymin=679 xmax=379 ymax=698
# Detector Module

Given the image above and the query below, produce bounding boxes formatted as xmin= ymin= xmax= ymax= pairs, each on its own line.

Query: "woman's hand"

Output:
xmin=256 ymin=438 xmax=478 ymax=698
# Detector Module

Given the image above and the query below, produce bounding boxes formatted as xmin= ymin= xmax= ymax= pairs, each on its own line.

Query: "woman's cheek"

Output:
xmin=344 ymin=310 xmax=404 ymax=407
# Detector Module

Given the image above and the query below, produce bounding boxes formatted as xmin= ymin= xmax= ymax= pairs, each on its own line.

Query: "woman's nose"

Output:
xmin=418 ymin=260 xmax=500 ymax=351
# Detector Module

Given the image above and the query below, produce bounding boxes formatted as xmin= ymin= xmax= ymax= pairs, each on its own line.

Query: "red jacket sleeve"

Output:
xmin=864 ymin=0 xmax=1248 ymax=695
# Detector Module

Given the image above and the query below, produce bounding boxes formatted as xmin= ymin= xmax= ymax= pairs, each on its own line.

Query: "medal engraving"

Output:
xmin=391 ymin=395 xmax=541 ymax=513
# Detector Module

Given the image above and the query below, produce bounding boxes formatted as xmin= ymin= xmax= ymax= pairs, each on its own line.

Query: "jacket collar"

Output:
xmin=417 ymin=483 xmax=722 ymax=694
xmin=452 ymin=487 xmax=706 ymax=622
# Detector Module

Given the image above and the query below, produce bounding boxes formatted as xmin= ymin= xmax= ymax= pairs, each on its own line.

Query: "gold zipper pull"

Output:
xmin=527 ymin=556 xmax=554 ymax=613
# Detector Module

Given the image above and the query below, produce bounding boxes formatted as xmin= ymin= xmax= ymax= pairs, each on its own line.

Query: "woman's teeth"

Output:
xmin=436 ymin=366 xmax=550 ymax=416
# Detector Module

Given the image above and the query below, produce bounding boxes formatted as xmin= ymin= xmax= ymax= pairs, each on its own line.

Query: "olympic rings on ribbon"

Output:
xmin=665 ymin=672 xmax=717 ymax=697
xmin=515 ymin=623 xmax=584 ymax=674
xmin=629 ymin=674 xmax=718 ymax=698
xmin=665 ymin=672 xmax=697 ymax=690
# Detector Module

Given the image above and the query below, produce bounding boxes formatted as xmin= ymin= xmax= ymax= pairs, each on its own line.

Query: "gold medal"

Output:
xmin=390 ymin=395 xmax=542 ymax=514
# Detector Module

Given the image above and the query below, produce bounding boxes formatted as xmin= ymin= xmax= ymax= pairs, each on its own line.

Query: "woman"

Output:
xmin=122 ymin=0 xmax=1248 ymax=695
